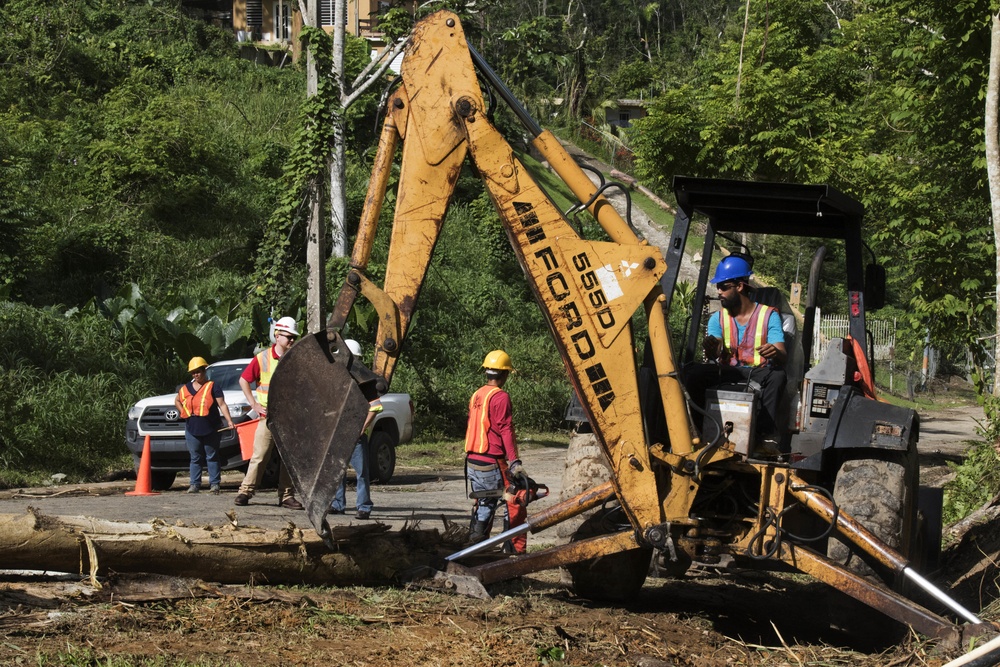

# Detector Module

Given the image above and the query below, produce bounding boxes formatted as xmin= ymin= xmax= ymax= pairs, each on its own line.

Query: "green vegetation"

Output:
xmin=943 ymin=394 xmax=1000 ymax=525
xmin=398 ymin=430 xmax=570 ymax=472
xmin=0 ymin=0 xmax=996 ymax=492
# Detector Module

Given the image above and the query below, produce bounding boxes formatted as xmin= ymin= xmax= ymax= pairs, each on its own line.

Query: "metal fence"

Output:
xmin=812 ymin=311 xmax=897 ymax=365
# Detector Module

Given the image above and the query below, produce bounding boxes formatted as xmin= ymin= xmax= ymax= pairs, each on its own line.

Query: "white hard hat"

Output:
xmin=344 ymin=339 xmax=362 ymax=356
xmin=273 ymin=316 xmax=300 ymax=337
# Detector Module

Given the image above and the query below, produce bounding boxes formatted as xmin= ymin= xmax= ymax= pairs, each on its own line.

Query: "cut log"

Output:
xmin=0 ymin=510 xmax=456 ymax=586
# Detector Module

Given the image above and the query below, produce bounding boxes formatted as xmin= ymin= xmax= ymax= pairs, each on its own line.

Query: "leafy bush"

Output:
xmin=0 ymin=302 xmax=166 ymax=485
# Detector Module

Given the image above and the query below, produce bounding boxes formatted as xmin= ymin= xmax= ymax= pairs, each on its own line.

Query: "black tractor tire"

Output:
xmin=369 ymin=431 xmax=397 ymax=484
xmin=565 ymin=507 xmax=652 ymax=602
xmin=826 ymin=452 xmax=916 ymax=646
xmin=827 ymin=454 xmax=915 ymax=579
xmin=149 ymin=471 xmax=177 ymax=491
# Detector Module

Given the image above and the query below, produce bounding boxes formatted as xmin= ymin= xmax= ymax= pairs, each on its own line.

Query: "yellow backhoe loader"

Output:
xmin=265 ymin=9 xmax=994 ymax=648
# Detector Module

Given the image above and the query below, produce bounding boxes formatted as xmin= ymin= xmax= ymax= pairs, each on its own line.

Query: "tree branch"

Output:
xmin=348 ymin=37 xmax=410 ymax=101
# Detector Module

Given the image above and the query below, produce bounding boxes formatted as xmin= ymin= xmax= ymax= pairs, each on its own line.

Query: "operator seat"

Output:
xmin=753 ymin=286 xmax=803 ymax=434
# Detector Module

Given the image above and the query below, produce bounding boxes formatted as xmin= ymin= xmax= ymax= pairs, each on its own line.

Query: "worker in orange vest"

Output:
xmin=175 ymin=357 xmax=235 ymax=494
xmin=464 ymin=349 xmax=529 ymax=553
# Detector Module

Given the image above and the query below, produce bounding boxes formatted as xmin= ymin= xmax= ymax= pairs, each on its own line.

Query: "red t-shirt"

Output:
xmin=467 ymin=389 xmax=519 ymax=465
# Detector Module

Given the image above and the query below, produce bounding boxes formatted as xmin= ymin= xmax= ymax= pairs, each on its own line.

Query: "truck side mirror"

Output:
xmin=865 ymin=264 xmax=886 ymax=311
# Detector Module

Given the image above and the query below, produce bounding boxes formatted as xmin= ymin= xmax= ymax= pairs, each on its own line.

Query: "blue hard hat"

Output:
xmin=710 ymin=256 xmax=752 ymax=284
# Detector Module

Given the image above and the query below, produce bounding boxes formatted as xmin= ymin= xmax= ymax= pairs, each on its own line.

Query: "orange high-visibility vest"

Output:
xmin=464 ymin=385 xmax=503 ymax=455
xmin=720 ymin=304 xmax=776 ymax=367
xmin=255 ymin=347 xmax=277 ymax=407
xmin=178 ymin=381 xmax=216 ymax=419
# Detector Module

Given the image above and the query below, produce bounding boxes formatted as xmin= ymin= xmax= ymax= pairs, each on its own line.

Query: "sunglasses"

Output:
xmin=717 ymin=281 xmax=738 ymax=291
xmin=279 ymin=333 xmax=297 ymax=341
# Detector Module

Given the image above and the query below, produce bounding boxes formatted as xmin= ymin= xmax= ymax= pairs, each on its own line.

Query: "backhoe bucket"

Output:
xmin=267 ymin=332 xmax=371 ymax=544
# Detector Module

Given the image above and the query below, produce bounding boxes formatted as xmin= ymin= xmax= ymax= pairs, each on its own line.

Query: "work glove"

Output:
xmin=508 ymin=459 xmax=529 ymax=488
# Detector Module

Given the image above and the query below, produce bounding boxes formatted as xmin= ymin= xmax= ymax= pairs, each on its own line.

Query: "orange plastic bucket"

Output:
xmin=235 ymin=418 xmax=260 ymax=461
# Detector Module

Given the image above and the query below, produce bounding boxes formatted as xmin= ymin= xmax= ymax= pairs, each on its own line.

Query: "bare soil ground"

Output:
xmin=0 ymin=569 xmax=959 ymax=667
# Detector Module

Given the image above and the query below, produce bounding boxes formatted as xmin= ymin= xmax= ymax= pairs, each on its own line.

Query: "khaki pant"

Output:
xmin=238 ymin=416 xmax=295 ymax=501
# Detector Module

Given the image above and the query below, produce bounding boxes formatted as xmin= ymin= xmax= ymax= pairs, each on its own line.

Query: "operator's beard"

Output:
xmin=720 ymin=293 xmax=741 ymax=315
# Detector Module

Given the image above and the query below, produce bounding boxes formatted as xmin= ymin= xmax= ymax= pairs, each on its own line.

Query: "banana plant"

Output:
xmin=74 ymin=283 xmax=256 ymax=364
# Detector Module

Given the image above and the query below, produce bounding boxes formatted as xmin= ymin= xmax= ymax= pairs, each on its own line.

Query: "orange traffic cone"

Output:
xmin=126 ymin=434 xmax=161 ymax=496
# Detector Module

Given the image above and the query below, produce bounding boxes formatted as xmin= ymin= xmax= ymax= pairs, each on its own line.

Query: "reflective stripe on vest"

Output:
xmin=720 ymin=304 xmax=775 ymax=367
xmin=256 ymin=347 xmax=276 ymax=408
xmin=464 ymin=386 xmax=503 ymax=455
xmin=178 ymin=381 xmax=215 ymax=418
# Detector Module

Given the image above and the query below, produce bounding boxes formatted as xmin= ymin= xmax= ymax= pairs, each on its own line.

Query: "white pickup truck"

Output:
xmin=125 ymin=358 xmax=414 ymax=489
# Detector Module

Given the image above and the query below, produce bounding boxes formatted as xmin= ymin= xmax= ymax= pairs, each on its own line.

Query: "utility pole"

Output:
xmin=305 ymin=0 xmax=327 ymax=333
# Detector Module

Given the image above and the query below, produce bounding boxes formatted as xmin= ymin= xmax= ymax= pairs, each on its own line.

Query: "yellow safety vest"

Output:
xmin=255 ymin=347 xmax=277 ymax=408
xmin=365 ymin=398 xmax=384 ymax=436
xmin=464 ymin=386 xmax=502 ymax=455
xmin=720 ymin=305 xmax=775 ymax=367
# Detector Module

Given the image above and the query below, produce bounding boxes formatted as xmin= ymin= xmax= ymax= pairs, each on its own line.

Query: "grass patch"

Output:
xmin=943 ymin=439 xmax=1000 ymax=525
xmin=397 ymin=431 xmax=571 ymax=471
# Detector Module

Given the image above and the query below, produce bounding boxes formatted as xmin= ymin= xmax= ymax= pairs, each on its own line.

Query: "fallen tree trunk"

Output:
xmin=0 ymin=510 xmax=458 ymax=586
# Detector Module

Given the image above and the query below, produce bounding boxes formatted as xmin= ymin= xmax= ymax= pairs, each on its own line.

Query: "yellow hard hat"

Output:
xmin=482 ymin=349 xmax=514 ymax=371
xmin=187 ymin=357 xmax=209 ymax=372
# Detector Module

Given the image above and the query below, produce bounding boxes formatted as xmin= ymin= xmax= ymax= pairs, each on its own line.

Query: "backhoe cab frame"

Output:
xmin=266 ymin=9 xmax=989 ymax=646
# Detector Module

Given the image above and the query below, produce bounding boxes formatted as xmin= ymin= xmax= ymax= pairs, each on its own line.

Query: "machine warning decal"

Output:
xmin=595 ymin=264 xmax=624 ymax=301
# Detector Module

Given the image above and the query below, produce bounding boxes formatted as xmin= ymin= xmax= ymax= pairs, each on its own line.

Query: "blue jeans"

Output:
xmin=468 ymin=463 xmax=504 ymax=527
xmin=185 ymin=429 xmax=222 ymax=487
xmin=331 ymin=438 xmax=372 ymax=513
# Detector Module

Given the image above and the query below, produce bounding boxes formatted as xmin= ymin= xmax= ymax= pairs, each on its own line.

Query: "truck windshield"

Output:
xmin=207 ymin=363 xmax=248 ymax=391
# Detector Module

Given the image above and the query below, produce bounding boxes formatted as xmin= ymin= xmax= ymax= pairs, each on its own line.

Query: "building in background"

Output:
xmin=231 ymin=0 xmax=415 ymax=51
xmin=605 ymin=99 xmax=648 ymax=130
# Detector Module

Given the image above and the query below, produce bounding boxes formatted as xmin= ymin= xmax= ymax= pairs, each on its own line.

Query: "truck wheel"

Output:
xmin=149 ymin=471 xmax=177 ymax=491
xmin=826 ymin=453 xmax=915 ymax=645
xmin=369 ymin=431 xmax=396 ymax=484
xmin=565 ymin=506 xmax=652 ymax=602
xmin=260 ymin=453 xmax=281 ymax=489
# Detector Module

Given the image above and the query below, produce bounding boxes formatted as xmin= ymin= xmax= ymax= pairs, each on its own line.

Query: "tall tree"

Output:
xmin=987 ymin=11 xmax=1000 ymax=395
xmin=629 ymin=0 xmax=996 ymax=363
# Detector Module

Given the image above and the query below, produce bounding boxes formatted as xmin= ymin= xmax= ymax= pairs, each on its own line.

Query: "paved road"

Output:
xmin=0 ymin=441 xmax=572 ymax=545
xmin=916 ymin=403 xmax=985 ymax=488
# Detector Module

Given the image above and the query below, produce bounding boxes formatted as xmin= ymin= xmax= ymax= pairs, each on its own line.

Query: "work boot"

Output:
xmin=234 ymin=493 xmax=251 ymax=506
xmin=186 ymin=485 xmax=199 ymax=494
xmin=210 ymin=484 xmax=221 ymax=495
xmin=468 ymin=520 xmax=490 ymax=545
xmin=280 ymin=496 xmax=304 ymax=510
